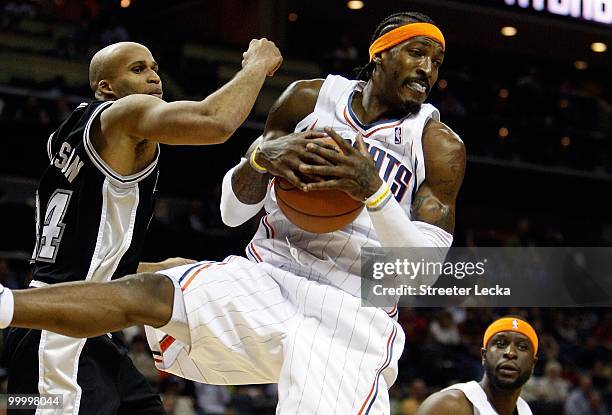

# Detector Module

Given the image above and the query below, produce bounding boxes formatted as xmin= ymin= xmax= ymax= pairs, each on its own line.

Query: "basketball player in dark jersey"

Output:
xmin=2 ymin=40 xmax=281 ymax=414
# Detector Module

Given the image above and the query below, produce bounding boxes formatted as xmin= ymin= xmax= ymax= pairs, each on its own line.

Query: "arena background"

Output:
xmin=0 ymin=0 xmax=610 ymax=414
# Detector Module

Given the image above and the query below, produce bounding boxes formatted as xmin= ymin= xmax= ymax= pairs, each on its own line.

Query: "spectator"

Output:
xmin=430 ymin=310 xmax=461 ymax=346
xmin=128 ymin=334 xmax=160 ymax=387
xmin=194 ymin=383 xmax=230 ymax=415
xmin=565 ymin=374 xmax=595 ymax=415
xmin=538 ymin=360 xmax=570 ymax=403
xmin=400 ymin=378 xmax=428 ymax=415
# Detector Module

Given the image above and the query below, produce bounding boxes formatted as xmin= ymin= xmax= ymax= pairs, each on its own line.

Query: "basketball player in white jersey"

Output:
xmin=415 ymin=317 xmax=537 ymax=415
xmin=0 ymin=12 xmax=465 ymax=414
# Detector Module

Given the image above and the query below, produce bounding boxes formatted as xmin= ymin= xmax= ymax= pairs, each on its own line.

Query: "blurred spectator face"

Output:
xmin=373 ymin=36 xmax=444 ymax=115
xmin=544 ymin=361 xmax=561 ymax=379
xmin=98 ymin=44 xmax=163 ymax=100
xmin=589 ymin=390 xmax=603 ymax=411
xmin=439 ymin=311 xmax=453 ymax=327
xmin=482 ymin=331 xmax=536 ymax=390
xmin=409 ymin=379 xmax=427 ymax=400
xmin=578 ymin=374 xmax=593 ymax=392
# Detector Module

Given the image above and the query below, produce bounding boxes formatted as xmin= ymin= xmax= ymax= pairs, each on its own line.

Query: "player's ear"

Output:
xmin=97 ymin=80 xmax=115 ymax=99
xmin=480 ymin=347 xmax=487 ymax=365
xmin=530 ymin=355 xmax=538 ymax=374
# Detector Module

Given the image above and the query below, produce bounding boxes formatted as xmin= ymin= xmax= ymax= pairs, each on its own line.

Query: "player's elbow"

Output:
xmin=220 ymin=207 xmax=247 ymax=227
xmin=202 ymin=117 xmax=237 ymax=144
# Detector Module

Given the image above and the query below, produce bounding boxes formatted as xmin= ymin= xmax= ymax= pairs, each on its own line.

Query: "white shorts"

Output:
xmin=145 ymin=256 xmax=405 ymax=415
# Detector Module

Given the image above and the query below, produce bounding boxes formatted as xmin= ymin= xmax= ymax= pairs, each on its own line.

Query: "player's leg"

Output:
xmin=2 ymin=272 xmax=173 ymax=337
xmin=5 ymin=328 xmax=42 ymax=415
xmin=145 ymin=258 xmax=290 ymax=385
xmin=271 ymin=274 xmax=405 ymax=415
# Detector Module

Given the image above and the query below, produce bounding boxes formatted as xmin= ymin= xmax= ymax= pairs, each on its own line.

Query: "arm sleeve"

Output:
xmin=220 ymin=158 xmax=267 ymax=227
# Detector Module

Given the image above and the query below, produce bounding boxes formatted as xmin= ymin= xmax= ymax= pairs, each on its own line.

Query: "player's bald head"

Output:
xmin=88 ymin=42 xmax=153 ymax=97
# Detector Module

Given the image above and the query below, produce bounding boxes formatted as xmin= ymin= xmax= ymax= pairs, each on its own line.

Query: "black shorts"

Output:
xmin=3 ymin=327 xmax=165 ymax=415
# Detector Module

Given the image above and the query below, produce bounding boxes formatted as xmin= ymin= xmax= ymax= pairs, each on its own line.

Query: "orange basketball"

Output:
xmin=273 ymin=135 xmax=364 ymax=233
xmin=274 ymin=179 xmax=364 ymax=234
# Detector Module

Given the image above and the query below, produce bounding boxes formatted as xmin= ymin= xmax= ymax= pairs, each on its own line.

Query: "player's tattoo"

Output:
xmin=412 ymin=192 xmax=454 ymax=233
xmin=412 ymin=121 xmax=465 ymax=234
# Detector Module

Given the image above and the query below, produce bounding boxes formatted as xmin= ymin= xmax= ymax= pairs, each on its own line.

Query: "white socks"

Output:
xmin=0 ymin=284 xmax=15 ymax=329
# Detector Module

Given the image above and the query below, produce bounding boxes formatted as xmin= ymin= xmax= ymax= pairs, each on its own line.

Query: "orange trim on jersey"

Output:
xmin=249 ymin=242 xmax=263 ymax=262
xmin=357 ymin=326 xmax=397 ymax=414
xmin=309 ymin=119 xmax=318 ymax=130
xmin=343 ymin=107 xmax=404 ymax=138
xmin=263 ymin=215 xmax=275 ymax=239
xmin=181 ymin=263 xmax=213 ymax=292
xmin=386 ymin=304 xmax=398 ymax=317
xmin=160 ymin=335 xmax=176 ymax=353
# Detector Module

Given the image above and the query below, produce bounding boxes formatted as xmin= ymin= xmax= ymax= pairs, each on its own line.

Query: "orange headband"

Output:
xmin=368 ymin=22 xmax=446 ymax=61
xmin=483 ymin=317 xmax=538 ymax=356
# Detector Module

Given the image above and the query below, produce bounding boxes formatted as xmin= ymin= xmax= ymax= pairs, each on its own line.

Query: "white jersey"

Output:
xmin=442 ymin=381 xmax=533 ymax=415
xmin=247 ymin=74 xmax=440 ymax=297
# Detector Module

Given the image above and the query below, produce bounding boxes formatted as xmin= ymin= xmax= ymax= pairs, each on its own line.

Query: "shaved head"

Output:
xmin=89 ymin=42 xmax=160 ymax=100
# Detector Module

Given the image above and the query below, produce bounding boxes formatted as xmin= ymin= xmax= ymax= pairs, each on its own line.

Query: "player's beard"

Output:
xmin=400 ymin=99 xmax=422 ymax=116
xmin=485 ymin=363 xmax=531 ymax=390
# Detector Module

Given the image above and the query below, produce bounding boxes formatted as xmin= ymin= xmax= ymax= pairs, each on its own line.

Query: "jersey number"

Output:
xmin=35 ymin=189 xmax=73 ymax=263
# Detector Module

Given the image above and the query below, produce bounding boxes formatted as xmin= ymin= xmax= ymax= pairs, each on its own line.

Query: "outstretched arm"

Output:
xmin=102 ymin=39 xmax=282 ymax=146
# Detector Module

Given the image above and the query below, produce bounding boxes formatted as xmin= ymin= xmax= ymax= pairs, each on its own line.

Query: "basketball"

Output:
xmin=274 ymin=178 xmax=364 ymax=234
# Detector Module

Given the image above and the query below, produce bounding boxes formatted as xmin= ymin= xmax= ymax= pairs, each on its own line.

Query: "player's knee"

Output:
xmin=121 ymin=273 xmax=174 ymax=327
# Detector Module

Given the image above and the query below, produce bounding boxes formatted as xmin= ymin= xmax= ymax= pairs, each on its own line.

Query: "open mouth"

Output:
xmin=404 ymin=81 xmax=429 ymax=94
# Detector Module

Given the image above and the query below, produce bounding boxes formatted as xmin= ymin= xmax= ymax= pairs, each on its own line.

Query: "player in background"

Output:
xmin=3 ymin=39 xmax=281 ymax=415
xmin=415 ymin=317 xmax=537 ymax=415
xmin=0 ymin=12 xmax=464 ymax=413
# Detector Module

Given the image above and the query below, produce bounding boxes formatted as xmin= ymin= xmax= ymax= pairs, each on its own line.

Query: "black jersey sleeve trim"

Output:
xmin=82 ymin=101 xmax=160 ymax=186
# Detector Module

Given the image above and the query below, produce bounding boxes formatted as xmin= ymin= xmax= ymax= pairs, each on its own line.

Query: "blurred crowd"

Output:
xmin=0 ymin=1 xmax=610 ymax=414
xmin=1 ymin=0 xmax=612 ymax=174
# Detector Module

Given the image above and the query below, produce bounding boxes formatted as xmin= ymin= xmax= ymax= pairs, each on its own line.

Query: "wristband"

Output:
xmin=249 ymin=143 xmax=268 ymax=174
xmin=364 ymin=182 xmax=392 ymax=210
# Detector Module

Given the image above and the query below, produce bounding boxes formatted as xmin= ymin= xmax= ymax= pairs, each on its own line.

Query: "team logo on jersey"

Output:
xmin=512 ymin=319 xmax=519 ymax=329
xmin=394 ymin=127 xmax=402 ymax=144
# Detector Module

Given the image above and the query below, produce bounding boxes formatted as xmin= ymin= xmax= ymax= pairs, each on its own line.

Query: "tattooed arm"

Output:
xmin=220 ymin=79 xmax=328 ymax=226
xmin=230 ymin=79 xmax=325 ymax=205
xmin=411 ymin=120 xmax=466 ymax=233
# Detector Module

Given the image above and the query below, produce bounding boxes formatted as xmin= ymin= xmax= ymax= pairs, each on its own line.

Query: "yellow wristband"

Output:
xmin=250 ymin=143 xmax=268 ymax=174
xmin=365 ymin=183 xmax=391 ymax=209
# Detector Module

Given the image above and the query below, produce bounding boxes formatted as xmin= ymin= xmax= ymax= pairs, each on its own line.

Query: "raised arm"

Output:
xmin=101 ymin=39 xmax=282 ymax=146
